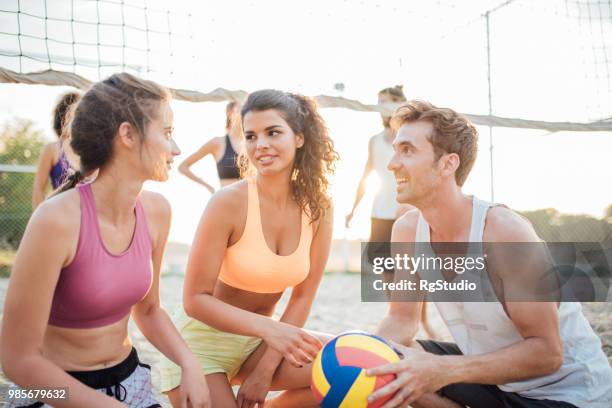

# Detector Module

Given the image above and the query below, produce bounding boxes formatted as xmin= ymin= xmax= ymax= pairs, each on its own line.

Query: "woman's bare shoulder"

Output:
xmin=207 ymin=179 xmax=248 ymax=215
xmin=29 ymin=188 xmax=81 ymax=237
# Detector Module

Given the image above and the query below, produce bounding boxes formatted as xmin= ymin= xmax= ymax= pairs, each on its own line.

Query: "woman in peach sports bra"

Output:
xmin=160 ymin=89 xmax=338 ymax=407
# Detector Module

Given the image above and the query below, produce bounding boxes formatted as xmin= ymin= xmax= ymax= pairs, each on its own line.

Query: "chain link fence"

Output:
xmin=0 ymin=119 xmax=45 ymax=275
xmin=522 ymin=209 xmax=612 ymax=243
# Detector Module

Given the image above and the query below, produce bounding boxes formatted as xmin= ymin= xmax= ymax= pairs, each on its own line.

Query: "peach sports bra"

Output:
xmin=218 ymin=178 xmax=313 ymax=293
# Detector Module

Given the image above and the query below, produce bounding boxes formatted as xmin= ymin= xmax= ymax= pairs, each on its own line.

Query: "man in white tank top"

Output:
xmin=366 ymin=100 xmax=612 ymax=408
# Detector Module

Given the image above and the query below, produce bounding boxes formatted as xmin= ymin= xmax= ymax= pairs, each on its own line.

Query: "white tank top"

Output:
xmin=371 ymin=131 xmax=398 ymax=220
xmin=414 ymin=197 xmax=612 ymax=408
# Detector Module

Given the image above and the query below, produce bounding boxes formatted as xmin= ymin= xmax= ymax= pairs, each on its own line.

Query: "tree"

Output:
xmin=0 ymin=119 xmax=45 ymax=249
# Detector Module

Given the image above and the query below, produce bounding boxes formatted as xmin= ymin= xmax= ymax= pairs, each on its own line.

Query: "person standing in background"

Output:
xmin=346 ymin=85 xmax=410 ymax=247
xmin=179 ymin=101 xmax=243 ymax=192
xmin=31 ymin=91 xmax=81 ymax=209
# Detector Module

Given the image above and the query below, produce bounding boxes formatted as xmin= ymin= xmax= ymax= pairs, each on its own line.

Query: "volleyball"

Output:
xmin=311 ymin=331 xmax=400 ymax=408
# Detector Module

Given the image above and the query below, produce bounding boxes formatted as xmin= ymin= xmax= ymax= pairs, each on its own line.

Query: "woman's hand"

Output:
xmin=236 ymin=368 xmax=274 ymax=408
xmin=178 ymin=360 xmax=211 ymax=408
xmin=201 ymin=181 xmax=215 ymax=194
xmin=261 ymin=321 xmax=322 ymax=367
xmin=345 ymin=211 xmax=354 ymax=228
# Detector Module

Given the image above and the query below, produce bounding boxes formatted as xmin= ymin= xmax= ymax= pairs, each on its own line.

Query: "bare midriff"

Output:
xmin=213 ymin=280 xmax=282 ymax=317
xmin=43 ymin=315 xmax=132 ymax=371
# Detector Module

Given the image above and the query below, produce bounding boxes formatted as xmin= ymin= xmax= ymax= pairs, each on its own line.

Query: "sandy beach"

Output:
xmin=0 ymin=271 xmax=610 ymax=407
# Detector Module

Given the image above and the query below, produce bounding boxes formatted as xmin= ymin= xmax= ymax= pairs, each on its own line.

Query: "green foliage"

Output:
xmin=520 ymin=208 xmax=612 ymax=242
xmin=0 ymin=249 xmax=15 ymax=277
xmin=0 ymin=119 xmax=45 ymax=249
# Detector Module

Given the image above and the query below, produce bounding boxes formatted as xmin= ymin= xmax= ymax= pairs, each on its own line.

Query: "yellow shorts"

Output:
xmin=159 ymin=311 xmax=263 ymax=393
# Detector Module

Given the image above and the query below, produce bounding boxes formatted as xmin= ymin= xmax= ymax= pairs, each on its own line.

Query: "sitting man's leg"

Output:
xmin=412 ymin=340 xmax=577 ymax=408
xmin=406 ymin=340 xmax=490 ymax=408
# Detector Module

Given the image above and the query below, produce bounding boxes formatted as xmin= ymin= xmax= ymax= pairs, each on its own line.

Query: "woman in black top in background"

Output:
xmin=179 ymin=101 xmax=242 ymax=192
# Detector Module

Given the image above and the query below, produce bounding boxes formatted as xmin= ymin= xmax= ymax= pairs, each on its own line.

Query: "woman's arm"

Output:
xmin=346 ymin=138 xmax=374 ymax=227
xmin=131 ymin=192 xmax=209 ymax=407
xmin=182 ymin=187 xmax=319 ymax=365
xmin=178 ymin=138 xmax=222 ymax=192
xmin=131 ymin=192 xmax=199 ymax=369
xmin=1 ymin=200 xmax=124 ymax=408
xmin=31 ymin=143 xmax=55 ymax=210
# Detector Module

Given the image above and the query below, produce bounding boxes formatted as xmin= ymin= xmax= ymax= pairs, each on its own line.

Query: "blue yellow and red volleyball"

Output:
xmin=311 ymin=331 xmax=400 ymax=408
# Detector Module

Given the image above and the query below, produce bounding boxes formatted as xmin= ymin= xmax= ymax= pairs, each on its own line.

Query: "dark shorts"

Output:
xmin=7 ymin=348 xmax=161 ymax=408
xmin=366 ymin=217 xmax=395 ymax=266
xmin=416 ymin=340 xmax=578 ymax=408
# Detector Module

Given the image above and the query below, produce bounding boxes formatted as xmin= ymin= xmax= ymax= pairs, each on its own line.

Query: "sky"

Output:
xmin=0 ymin=0 xmax=611 ymax=243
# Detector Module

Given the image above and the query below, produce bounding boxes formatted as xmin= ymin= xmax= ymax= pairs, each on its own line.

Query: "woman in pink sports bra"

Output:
xmin=160 ymin=89 xmax=338 ymax=407
xmin=2 ymin=73 xmax=210 ymax=408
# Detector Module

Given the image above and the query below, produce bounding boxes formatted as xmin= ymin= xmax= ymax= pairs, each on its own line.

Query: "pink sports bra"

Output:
xmin=48 ymin=183 xmax=153 ymax=329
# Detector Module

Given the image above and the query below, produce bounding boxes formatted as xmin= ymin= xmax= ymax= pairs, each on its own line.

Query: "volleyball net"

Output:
xmin=0 ymin=0 xmax=610 ymax=251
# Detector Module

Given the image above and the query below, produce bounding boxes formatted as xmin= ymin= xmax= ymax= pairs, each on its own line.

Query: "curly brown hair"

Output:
xmin=239 ymin=90 xmax=338 ymax=223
